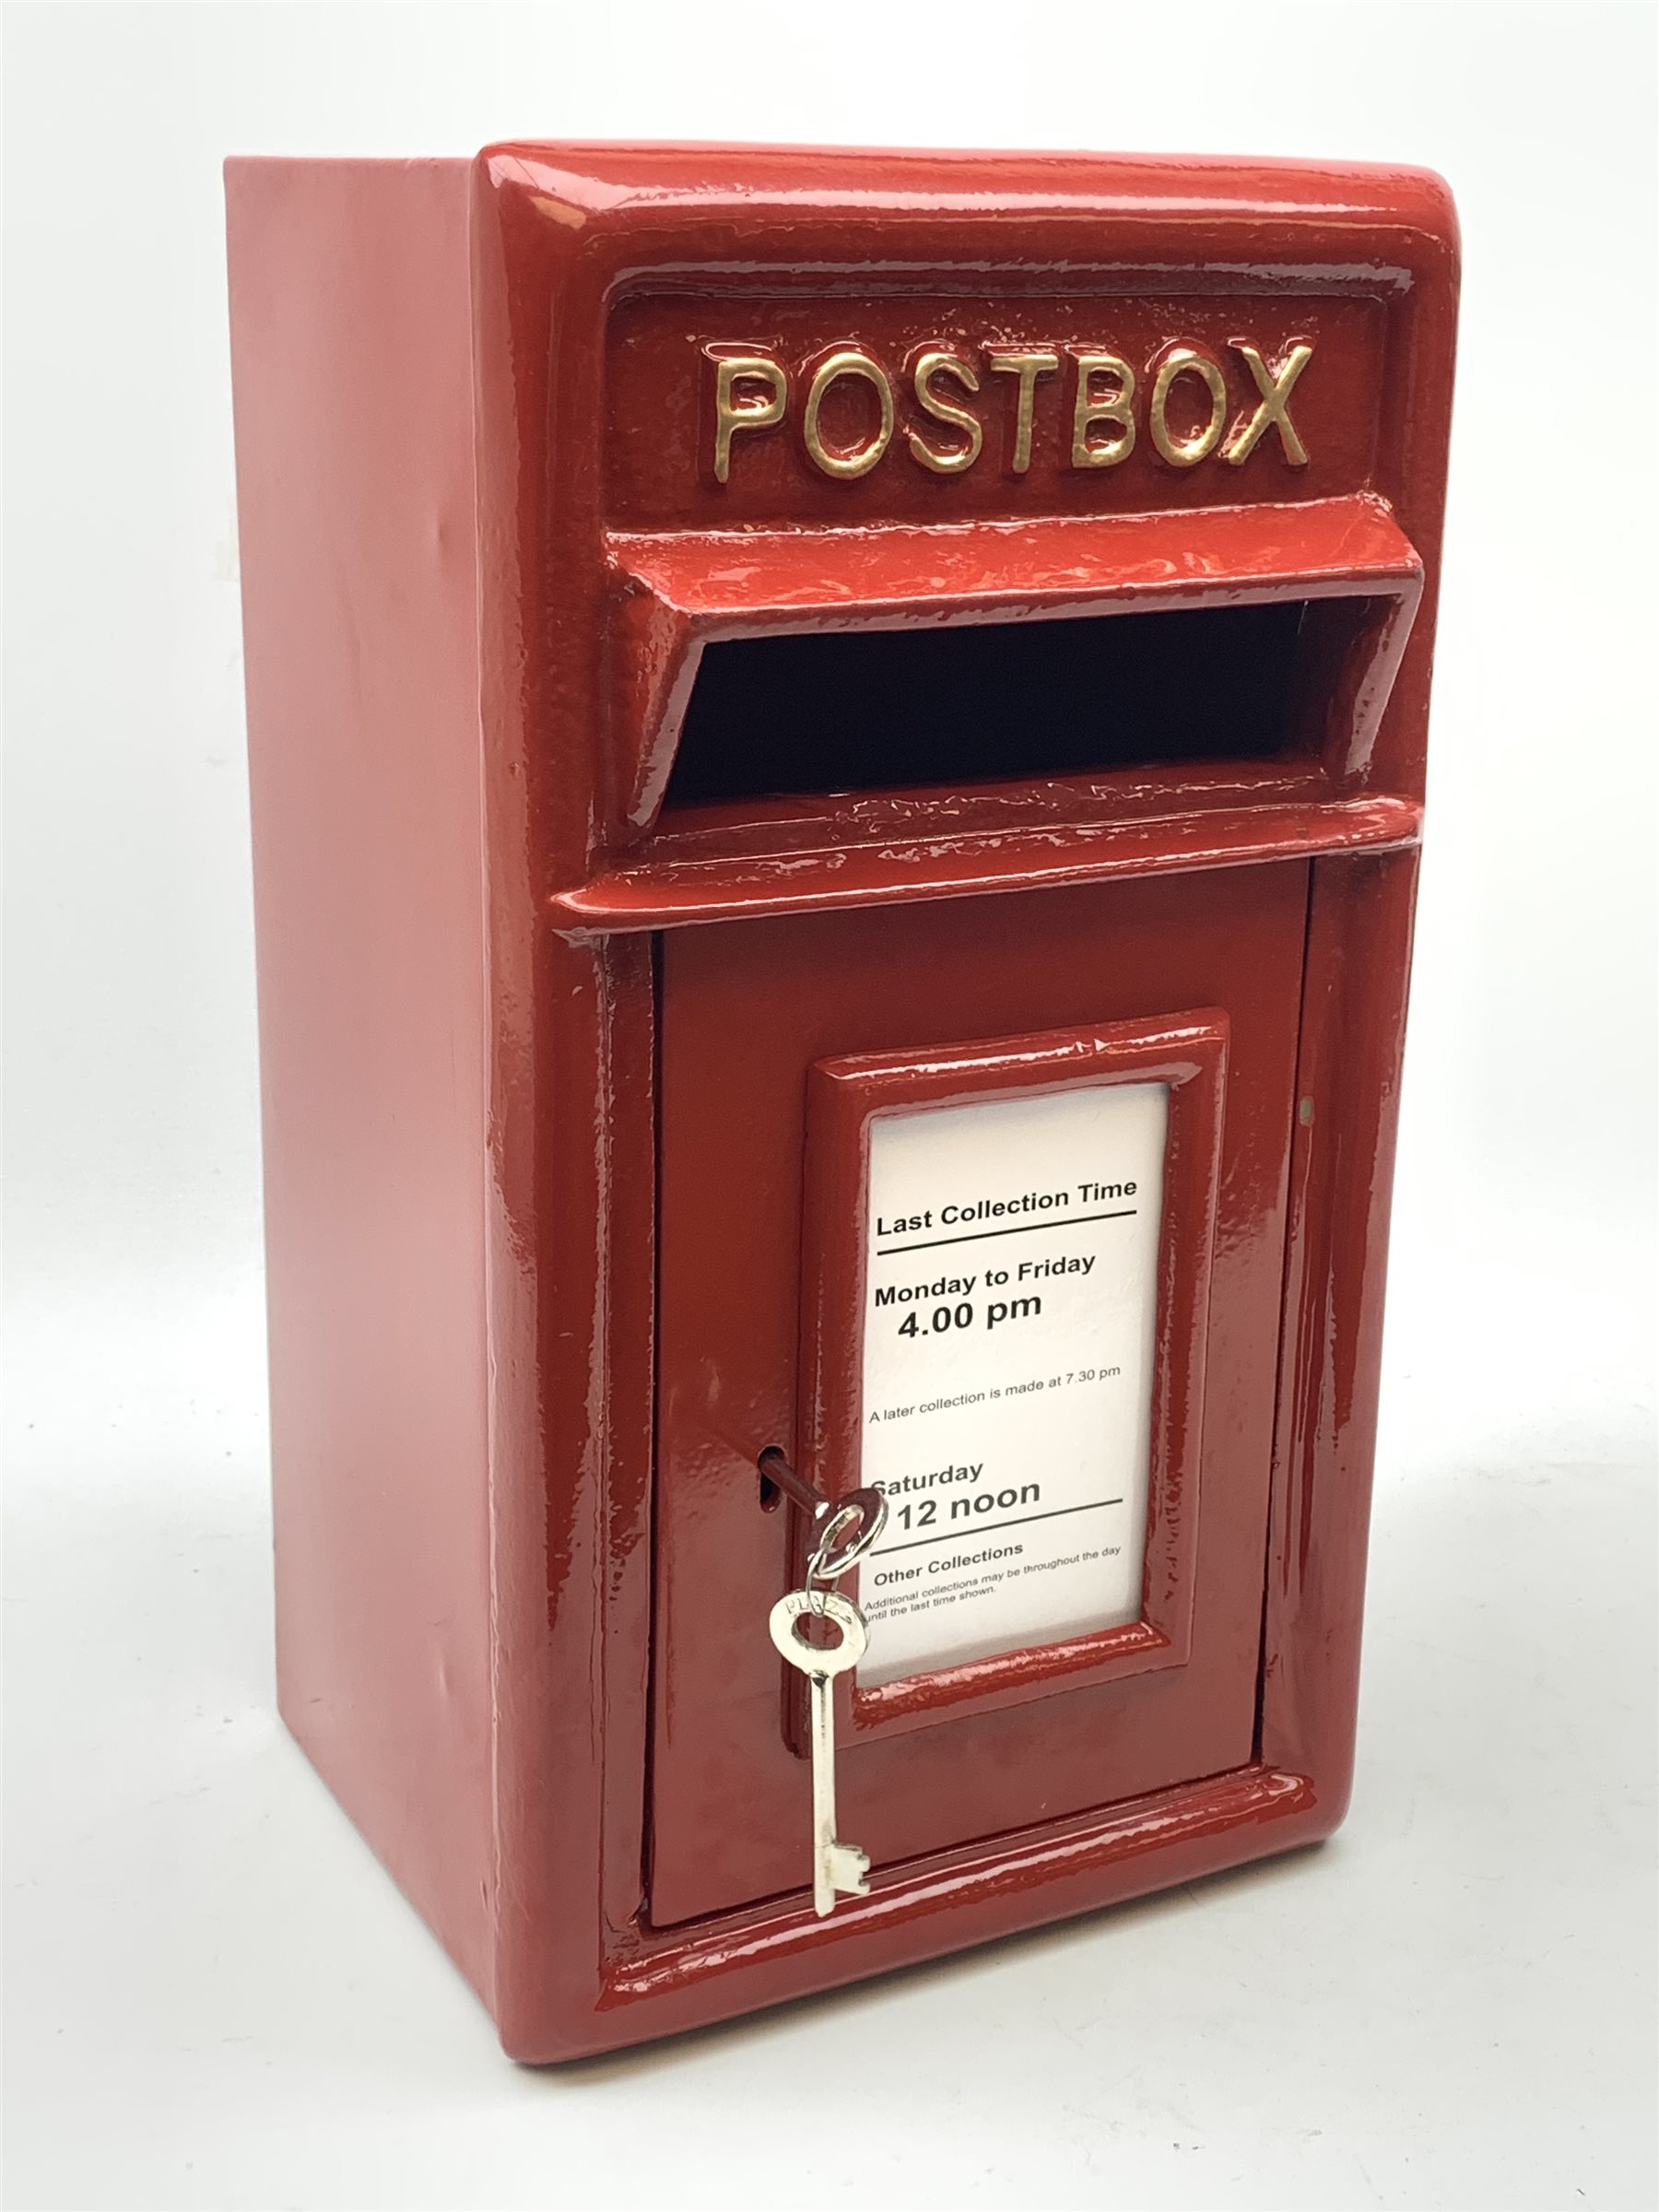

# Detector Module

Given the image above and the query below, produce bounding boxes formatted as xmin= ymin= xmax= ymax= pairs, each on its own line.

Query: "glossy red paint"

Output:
xmin=607 ymin=495 xmax=1422 ymax=835
xmin=227 ymin=144 xmax=1457 ymax=2060
xmin=651 ymin=877 xmax=1301 ymax=1926
xmin=226 ymin=159 xmax=496 ymax=2002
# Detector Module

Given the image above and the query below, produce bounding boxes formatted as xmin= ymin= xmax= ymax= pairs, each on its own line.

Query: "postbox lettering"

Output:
xmin=705 ymin=336 xmax=1313 ymax=481
xmin=801 ymin=347 xmax=896 ymax=479
xmin=984 ymin=347 xmax=1059 ymax=473
xmin=1221 ymin=340 xmax=1314 ymax=466
xmin=905 ymin=348 xmax=983 ymax=475
xmin=706 ymin=350 xmax=789 ymax=484
xmin=1149 ymin=346 xmax=1229 ymax=466
xmin=1069 ymin=350 xmax=1138 ymax=468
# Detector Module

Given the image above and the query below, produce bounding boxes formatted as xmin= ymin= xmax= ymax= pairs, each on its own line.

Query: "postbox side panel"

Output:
xmin=228 ymin=159 xmax=497 ymax=2002
xmin=650 ymin=864 xmax=1307 ymax=1927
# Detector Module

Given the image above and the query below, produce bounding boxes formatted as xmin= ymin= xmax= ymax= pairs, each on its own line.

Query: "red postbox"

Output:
xmin=227 ymin=143 xmax=1458 ymax=2060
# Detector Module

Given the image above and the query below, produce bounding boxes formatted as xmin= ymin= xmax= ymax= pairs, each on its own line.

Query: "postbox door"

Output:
xmin=649 ymin=863 xmax=1307 ymax=1928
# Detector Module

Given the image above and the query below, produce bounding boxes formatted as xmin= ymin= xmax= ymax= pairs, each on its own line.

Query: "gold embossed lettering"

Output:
xmin=1148 ymin=347 xmax=1228 ymax=466
xmin=707 ymin=350 xmax=788 ymax=484
xmin=1222 ymin=340 xmax=1312 ymax=466
xmin=906 ymin=349 xmax=983 ymax=474
xmin=803 ymin=349 xmax=895 ymax=479
xmin=1070 ymin=352 xmax=1136 ymax=468
xmin=985 ymin=348 xmax=1059 ymax=473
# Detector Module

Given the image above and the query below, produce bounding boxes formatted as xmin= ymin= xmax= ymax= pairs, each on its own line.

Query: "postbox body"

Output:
xmin=227 ymin=145 xmax=1457 ymax=2059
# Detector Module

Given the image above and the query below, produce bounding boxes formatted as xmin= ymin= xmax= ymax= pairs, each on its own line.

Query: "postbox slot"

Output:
xmin=663 ymin=599 xmax=1318 ymax=808
xmin=609 ymin=498 xmax=1423 ymax=840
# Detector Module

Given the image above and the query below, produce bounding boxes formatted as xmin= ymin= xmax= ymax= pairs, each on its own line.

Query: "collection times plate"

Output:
xmin=856 ymin=1081 xmax=1168 ymax=1686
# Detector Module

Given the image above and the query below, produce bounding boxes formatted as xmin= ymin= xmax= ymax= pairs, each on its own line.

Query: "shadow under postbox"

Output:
xmin=228 ymin=144 xmax=1457 ymax=2057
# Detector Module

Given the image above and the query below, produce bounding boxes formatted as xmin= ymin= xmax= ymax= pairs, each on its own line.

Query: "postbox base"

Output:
xmin=490 ymin=1763 xmax=1341 ymax=2063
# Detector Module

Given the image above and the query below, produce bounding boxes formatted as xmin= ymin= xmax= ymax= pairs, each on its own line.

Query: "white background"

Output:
xmin=4 ymin=5 xmax=1653 ymax=2207
xmin=860 ymin=1082 xmax=1171 ymax=1679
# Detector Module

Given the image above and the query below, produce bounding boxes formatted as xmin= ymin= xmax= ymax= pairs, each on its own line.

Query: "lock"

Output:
xmin=227 ymin=140 xmax=1458 ymax=2060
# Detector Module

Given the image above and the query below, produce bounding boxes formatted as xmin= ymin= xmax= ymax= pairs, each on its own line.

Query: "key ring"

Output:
xmin=806 ymin=1488 xmax=888 ymax=1587
xmin=757 ymin=1449 xmax=888 ymax=1604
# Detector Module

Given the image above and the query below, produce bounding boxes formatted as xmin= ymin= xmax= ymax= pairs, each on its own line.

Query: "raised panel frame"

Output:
xmin=797 ymin=1013 xmax=1228 ymax=1740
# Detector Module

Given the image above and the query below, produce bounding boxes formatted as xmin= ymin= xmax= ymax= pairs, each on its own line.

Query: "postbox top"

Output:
xmin=459 ymin=141 xmax=1458 ymax=915
xmin=476 ymin=138 xmax=1457 ymax=248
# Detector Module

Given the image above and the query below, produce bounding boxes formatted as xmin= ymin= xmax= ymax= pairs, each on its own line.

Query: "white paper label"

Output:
xmin=855 ymin=1080 xmax=1168 ymax=1686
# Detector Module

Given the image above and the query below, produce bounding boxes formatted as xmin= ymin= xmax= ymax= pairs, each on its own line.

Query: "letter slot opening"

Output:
xmin=665 ymin=599 xmax=1334 ymax=808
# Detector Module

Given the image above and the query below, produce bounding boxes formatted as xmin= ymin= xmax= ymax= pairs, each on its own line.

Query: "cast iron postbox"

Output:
xmin=227 ymin=143 xmax=1458 ymax=2060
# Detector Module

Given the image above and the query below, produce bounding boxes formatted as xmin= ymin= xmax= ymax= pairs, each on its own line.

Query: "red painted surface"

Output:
xmin=225 ymin=159 xmax=497 ymax=2008
xmin=227 ymin=143 xmax=1458 ymax=2059
xmin=652 ymin=877 xmax=1302 ymax=1925
xmin=605 ymin=291 xmax=1385 ymax=529
xmin=606 ymin=495 xmax=1422 ymax=830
